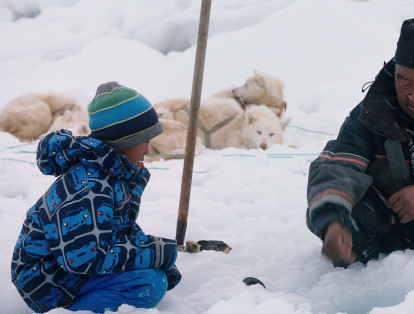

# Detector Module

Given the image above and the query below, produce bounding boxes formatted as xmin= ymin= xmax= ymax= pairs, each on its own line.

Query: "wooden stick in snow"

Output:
xmin=176 ymin=0 xmax=212 ymax=246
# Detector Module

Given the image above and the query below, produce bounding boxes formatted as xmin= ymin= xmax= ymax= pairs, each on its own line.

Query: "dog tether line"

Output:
xmin=176 ymin=106 xmax=238 ymax=149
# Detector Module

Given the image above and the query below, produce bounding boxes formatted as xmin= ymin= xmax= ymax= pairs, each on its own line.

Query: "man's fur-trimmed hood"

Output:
xmin=357 ymin=59 xmax=405 ymax=142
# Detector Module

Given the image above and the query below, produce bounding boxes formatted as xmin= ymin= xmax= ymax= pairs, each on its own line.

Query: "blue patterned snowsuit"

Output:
xmin=11 ymin=130 xmax=179 ymax=312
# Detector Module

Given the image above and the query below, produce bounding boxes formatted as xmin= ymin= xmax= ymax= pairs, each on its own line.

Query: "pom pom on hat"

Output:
xmin=395 ymin=18 xmax=414 ymax=69
xmin=88 ymin=82 xmax=163 ymax=150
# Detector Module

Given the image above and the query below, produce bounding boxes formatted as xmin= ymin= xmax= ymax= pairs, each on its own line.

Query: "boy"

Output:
xmin=11 ymin=82 xmax=181 ymax=312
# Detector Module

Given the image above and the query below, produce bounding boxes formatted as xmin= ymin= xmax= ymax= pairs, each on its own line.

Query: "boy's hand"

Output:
xmin=389 ymin=186 xmax=414 ymax=223
xmin=164 ymin=265 xmax=182 ymax=290
xmin=322 ymin=222 xmax=355 ymax=267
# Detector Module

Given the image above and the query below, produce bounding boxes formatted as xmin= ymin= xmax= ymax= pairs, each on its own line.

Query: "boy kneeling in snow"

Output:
xmin=11 ymin=82 xmax=181 ymax=313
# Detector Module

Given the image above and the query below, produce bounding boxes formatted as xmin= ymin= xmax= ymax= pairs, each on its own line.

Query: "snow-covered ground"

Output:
xmin=1 ymin=0 xmax=414 ymax=313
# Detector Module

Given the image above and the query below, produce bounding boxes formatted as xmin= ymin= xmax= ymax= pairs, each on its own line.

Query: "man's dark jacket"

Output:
xmin=307 ymin=59 xmax=414 ymax=239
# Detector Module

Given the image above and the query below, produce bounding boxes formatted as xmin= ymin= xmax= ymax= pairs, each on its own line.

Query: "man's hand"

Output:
xmin=388 ymin=185 xmax=414 ymax=223
xmin=322 ymin=222 xmax=355 ymax=267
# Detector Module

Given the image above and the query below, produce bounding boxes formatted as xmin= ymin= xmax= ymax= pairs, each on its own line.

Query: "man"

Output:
xmin=11 ymin=82 xmax=181 ymax=312
xmin=306 ymin=18 xmax=414 ymax=267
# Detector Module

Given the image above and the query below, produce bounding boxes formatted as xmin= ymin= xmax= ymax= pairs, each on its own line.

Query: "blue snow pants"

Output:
xmin=68 ymin=269 xmax=167 ymax=313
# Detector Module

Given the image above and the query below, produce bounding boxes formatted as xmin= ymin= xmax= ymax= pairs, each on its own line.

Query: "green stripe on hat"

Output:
xmin=88 ymin=86 xmax=139 ymax=115
xmin=90 ymin=106 xmax=153 ymax=132
xmin=89 ymin=95 xmax=153 ymax=131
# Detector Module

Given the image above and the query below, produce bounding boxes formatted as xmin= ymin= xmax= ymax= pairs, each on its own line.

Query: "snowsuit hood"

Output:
xmin=36 ymin=129 xmax=139 ymax=178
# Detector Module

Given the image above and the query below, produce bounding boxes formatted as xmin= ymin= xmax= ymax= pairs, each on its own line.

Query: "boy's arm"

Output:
xmin=41 ymin=184 xmax=177 ymax=276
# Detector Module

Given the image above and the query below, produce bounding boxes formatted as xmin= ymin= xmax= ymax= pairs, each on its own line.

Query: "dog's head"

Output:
xmin=241 ymin=105 xmax=291 ymax=149
xmin=232 ymin=69 xmax=286 ymax=116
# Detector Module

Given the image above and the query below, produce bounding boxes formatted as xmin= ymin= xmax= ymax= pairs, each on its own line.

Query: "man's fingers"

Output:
xmin=322 ymin=223 xmax=356 ymax=266
xmin=343 ymin=237 xmax=352 ymax=246
xmin=337 ymin=243 xmax=355 ymax=265
xmin=389 ymin=199 xmax=402 ymax=213
xmin=321 ymin=241 xmax=341 ymax=262
xmin=341 ymin=236 xmax=353 ymax=263
xmin=322 ymin=232 xmax=353 ymax=264
xmin=393 ymin=206 xmax=403 ymax=214
xmin=390 ymin=200 xmax=405 ymax=214
xmin=388 ymin=193 xmax=400 ymax=208
xmin=400 ymin=211 xmax=412 ymax=223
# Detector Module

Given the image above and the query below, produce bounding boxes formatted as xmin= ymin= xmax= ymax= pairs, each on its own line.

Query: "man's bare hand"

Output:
xmin=388 ymin=185 xmax=414 ymax=223
xmin=322 ymin=222 xmax=355 ymax=267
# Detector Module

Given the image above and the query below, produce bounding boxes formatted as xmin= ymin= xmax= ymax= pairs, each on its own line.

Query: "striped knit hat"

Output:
xmin=88 ymin=82 xmax=163 ymax=150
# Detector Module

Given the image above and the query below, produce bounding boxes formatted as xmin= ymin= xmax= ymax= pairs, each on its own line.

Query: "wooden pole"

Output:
xmin=176 ymin=0 xmax=212 ymax=245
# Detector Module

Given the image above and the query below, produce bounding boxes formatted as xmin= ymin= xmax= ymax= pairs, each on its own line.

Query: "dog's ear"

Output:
xmin=77 ymin=123 xmax=90 ymax=135
xmin=277 ymin=101 xmax=287 ymax=117
xmin=281 ymin=117 xmax=291 ymax=130
xmin=245 ymin=111 xmax=258 ymax=125
xmin=253 ymin=69 xmax=262 ymax=76
xmin=253 ymin=69 xmax=265 ymax=87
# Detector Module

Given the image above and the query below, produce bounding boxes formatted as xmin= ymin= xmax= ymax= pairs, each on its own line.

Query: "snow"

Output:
xmin=0 ymin=0 xmax=413 ymax=313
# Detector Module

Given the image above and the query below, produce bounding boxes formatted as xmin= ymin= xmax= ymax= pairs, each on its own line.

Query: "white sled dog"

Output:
xmin=241 ymin=105 xmax=291 ymax=150
xmin=193 ymin=99 xmax=291 ymax=150
xmin=0 ymin=93 xmax=90 ymax=142
xmin=149 ymin=70 xmax=290 ymax=155
xmin=151 ymin=97 xmax=291 ymax=155
xmin=217 ymin=69 xmax=287 ymax=117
